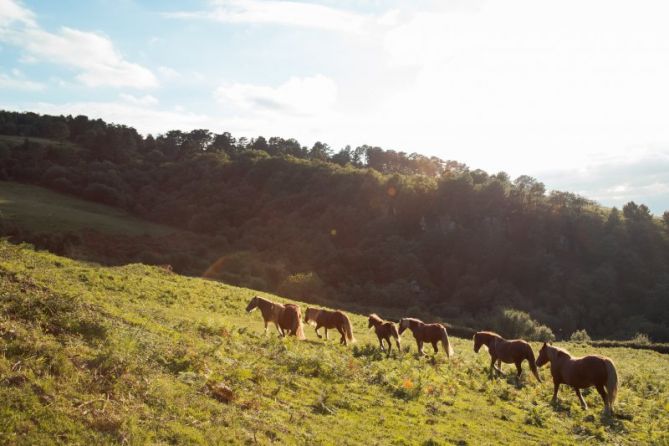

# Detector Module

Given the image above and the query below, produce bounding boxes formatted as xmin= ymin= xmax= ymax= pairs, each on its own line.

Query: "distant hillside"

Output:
xmin=0 ymin=110 xmax=668 ymax=341
xmin=0 ymin=181 xmax=228 ymax=276
xmin=1 ymin=240 xmax=668 ymax=444
xmin=0 ymin=181 xmax=170 ymax=235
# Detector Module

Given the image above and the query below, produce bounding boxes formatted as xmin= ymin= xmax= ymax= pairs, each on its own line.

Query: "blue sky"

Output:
xmin=1 ymin=0 xmax=669 ymax=214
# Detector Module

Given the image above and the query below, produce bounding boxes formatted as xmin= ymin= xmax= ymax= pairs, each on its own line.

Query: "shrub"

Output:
xmin=570 ymin=329 xmax=591 ymax=343
xmin=492 ymin=308 xmax=555 ymax=342
xmin=631 ymin=332 xmax=650 ymax=344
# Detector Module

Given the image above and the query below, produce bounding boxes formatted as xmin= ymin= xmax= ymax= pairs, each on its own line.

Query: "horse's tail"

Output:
xmin=294 ymin=307 xmax=305 ymax=340
xmin=341 ymin=313 xmax=355 ymax=343
xmin=526 ymin=345 xmax=542 ymax=383
xmin=605 ymin=359 xmax=618 ymax=409
xmin=441 ymin=326 xmax=454 ymax=358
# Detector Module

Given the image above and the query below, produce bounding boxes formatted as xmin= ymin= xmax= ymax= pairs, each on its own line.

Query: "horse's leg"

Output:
xmin=395 ymin=336 xmax=401 ymax=352
xmin=489 ymin=357 xmax=496 ymax=378
xmin=275 ymin=322 xmax=284 ymax=337
xmin=315 ymin=325 xmax=322 ymax=338
xmin=595 ymin=384 xmax=609 ymax=414
xmin=432 ymin=341 xmax=438 ymax=354
xmin=378 ymin=335 xmax=385 ymax=351
xmin=497 ymin=360 xmax=502 ymax=372
xmin=515 ymin=361 xmax=523 ymax=378
xmin=552 ymin=381 xmax=560 ymax=403
xmin=337 ymin=326 xmax=346 ymax=345
xmin=386 ymin=338 xmax=392 ymax=356
xmin=574 ymin=387 xmax=587 ymax=409
xmin=325 ymin=328 xmax=329 ymax=340
xmin=417 ymin=339 xmax=424 ymax=355
xmin=490 ymin=356 xmax=503 ymax=376
xmin=264 ymin=320 xmax=268 ymax=334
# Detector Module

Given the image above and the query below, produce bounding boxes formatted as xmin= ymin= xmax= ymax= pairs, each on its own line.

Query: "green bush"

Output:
xmin=569 ymin=329 xmax=591 ymax=343
xmin=492 ymin=309 xmax=555 ymax=342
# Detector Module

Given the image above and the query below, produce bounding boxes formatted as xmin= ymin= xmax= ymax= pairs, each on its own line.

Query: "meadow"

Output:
xmin=1 ymin=240 xmax=668 ymax=445
xmin=0 ymin=182 xmax=172 ymax=236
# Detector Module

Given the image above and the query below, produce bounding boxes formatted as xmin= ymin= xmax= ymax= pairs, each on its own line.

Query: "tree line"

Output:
xmin=1 ymin=110 xmax=668 ymax=342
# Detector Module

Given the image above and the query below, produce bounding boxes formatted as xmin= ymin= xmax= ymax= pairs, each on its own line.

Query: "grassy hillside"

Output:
xmin=1 ymin=241 xmax=667 ymax=445
xmin=0 ymin=182 xmax=172 ymax=235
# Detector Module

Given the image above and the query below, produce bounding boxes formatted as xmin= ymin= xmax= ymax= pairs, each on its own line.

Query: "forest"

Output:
xmin=1 ymin=110 xmax=668 ymax=341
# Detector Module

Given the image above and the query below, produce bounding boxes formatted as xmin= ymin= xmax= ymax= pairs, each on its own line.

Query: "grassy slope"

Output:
xmin=0 ymin=182 xmax=172 ymax=235
xmin=1 ymin=241 xmax=668 ymax=445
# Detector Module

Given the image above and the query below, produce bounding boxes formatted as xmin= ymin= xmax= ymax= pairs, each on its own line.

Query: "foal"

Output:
xmin=536 ymin=343 xmax=618 ymax=415
xmin=368 ymin=314 xmax=401 ymax=355
xmin=473 ymin=331 xmax=542 ymax=382
xmin=398 ymin=318 xmax=454 ymax=357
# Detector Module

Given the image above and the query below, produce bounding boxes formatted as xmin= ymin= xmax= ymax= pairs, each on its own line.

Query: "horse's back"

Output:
xmin=424 ymin=323 xmax=446 ymax=342
xmin=494 ymin=339 xmax=531 ymax=361
xmin=564 ymin=355 xmax=610 ymax=387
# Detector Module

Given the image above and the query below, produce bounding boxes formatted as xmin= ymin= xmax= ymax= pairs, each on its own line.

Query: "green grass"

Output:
xmin=1 ymin=241 xmax=668 ymax=445
xmin=0 ymin=182 xmax=173 ymax=235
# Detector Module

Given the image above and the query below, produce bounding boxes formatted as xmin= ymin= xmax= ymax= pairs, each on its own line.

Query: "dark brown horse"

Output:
xmin=473 ymin=331 xmax=542 ymax=382
xmin=368 ymin=314 xmax=401 ymax=355
xmin=245 ymin=296 xmax=305 ymax=339
xmin=304 ymin=307 xmax=355 ymax=345
xmin=398 ymin=318 xmax=454 ymax=357
xmin=536 ymin=343 xmax=618 ymax=415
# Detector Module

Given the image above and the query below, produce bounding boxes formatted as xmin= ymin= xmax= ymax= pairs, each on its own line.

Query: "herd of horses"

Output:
xmin=245 ymin=295 xmax=618 ymax=415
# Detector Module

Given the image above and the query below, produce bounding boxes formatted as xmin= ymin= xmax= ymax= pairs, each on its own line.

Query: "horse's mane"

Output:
xmin=401 ymin=317 xmax=423 ymax=324
xmin=545 ymin=344 xmax=572 ymax=361
xmin=551 ymin=344 xmax=572 ymax=358
xmin=369 ymin=313 xmax=383 ymax=322
xmin=477 ymin=331 xmax=502 ymax=338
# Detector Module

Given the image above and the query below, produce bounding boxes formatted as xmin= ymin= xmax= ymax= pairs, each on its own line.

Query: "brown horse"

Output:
xmin=368 ymin=314 xmax=401 ymax=355
xmin=536 ymin=343 xmax=618 ymax=415
xmin=398 ymin=318 xmax=454 ymax=357
xmin=473 ymin=331 xmax=542 ymax=382
xmin=304 ymin=307 xmax=355 ymax=345
xmin=245 ymin=296 xmax=305 ymax=339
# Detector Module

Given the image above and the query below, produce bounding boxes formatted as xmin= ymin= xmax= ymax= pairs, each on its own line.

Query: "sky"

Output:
xmin=1 ymin=0 xmax=668 ymax=214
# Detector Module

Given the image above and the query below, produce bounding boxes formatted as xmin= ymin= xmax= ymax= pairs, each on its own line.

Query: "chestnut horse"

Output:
xmin=473 ymin=331 xmax=542 ymax=382
xmin=245 ymin=296 xmax=305 ymax=339
xmin=368 ymin=314 xmax=401 ymax=355
xmin=536 ymin=343 xmax=618 ymax=415
xmin=304 ymin=307 xmax=355 ymax=345
xmin=398 ymin=318 xmax=454 ymax=357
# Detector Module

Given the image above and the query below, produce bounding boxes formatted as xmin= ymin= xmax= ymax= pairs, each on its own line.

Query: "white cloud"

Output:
xmin=0 ymin=0 xmax=34 ymax=27
xmin=0 ymin=0 xmax=156 ymax=88
xmin=157 ymin=65 xmax=180 ymax=80
xmin=119 ymin=93 xmax=159 ymax=106
xmin=167 ymin=0 xmax=369 ymax=33
xmin=0 ymin=69 xmax=44 ymax=90
xmin=215 ymin=74 xmax=337 ymax=116
xmin=538 ymin=148 xmax=669 ymax=213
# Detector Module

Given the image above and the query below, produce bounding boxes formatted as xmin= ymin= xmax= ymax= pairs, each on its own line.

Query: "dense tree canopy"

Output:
xmin=1 ymin=109 xmax=668 ymax=341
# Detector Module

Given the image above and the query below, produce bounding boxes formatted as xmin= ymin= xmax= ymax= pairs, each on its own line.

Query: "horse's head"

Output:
xmin=245 ymin=296 xmax=259 ymax=312
xmin=398 ymin=318 xmax=410 ymax=335
xmin=368 ymin=314 xmax=380 ymax=329
xmin=304 ymin=307 xmax=317 ymax=324
xmin=473 ymin=332 xmax=484 ymax=353
xmin=536 ymin=342 xmax=550 ymax=367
